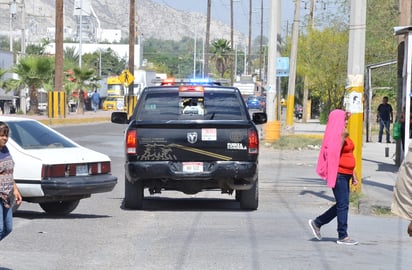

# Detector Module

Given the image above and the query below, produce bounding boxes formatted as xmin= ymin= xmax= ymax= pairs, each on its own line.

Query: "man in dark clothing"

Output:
xmin=377 ymin=96 xmax=393 ymax=143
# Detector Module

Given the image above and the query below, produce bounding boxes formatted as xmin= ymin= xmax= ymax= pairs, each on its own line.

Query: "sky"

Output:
xmin=151 ymin=0 xmax=296 ymax=39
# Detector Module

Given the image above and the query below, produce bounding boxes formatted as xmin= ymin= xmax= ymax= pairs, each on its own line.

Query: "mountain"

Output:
xmin=0 ymin=0 xmax=247 ymax=45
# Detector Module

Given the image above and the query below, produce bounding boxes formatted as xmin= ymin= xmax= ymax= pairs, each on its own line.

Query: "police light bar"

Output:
xmin=161 ymin=78 xmax=175 ymax=85
xmin=178 ymin=86 xmax=205 ymax=97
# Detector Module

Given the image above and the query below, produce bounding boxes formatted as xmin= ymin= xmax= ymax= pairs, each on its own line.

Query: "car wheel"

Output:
xmin=239 ymin=178 xmax=259 ymax=210
xmin=39 ymin=200 xmax=80 ymax=215
xmin=124 ymin=177 xmax=144 ymax=210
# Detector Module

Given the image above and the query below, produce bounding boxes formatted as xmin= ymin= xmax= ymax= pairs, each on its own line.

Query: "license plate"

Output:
xmin=182 ymin=162 xmax=203 ymax=173
xmin=76 ymin=164 xmax=89 ymax=176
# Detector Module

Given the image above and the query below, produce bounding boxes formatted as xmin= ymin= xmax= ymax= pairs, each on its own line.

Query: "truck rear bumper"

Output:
xmin=125 ymin=160 xmax=257 ymax=189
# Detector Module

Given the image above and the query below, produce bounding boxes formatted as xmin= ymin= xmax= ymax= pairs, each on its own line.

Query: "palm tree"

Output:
xmin=64 ymin=47 xmax=79 ymax=64
xmin=210 ymin=39 xmax=233 ymax=78
xmin=12 ymin=56 xmax=54 ymax=114
xmin=70 ymin=66 xmax=98 ymax=114
xmin=0 ymin=68 xmax=7 ymax=89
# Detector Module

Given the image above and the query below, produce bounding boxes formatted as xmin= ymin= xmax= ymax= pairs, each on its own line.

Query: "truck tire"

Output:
xmin=239 ymin=178 xmax=259 ymax=210
xmin=124 ymin=177 xmax=144 ymax=210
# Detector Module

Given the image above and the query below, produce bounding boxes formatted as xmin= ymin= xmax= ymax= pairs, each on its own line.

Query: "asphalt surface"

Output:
xmin=15 ymin=110 xmax=399 ymax=215
xmin=3 ymin=111 xmax=412 ymax=269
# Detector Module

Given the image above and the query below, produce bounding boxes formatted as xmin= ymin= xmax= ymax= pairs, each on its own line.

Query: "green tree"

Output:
xmin=210 ymin=39 xmax=232 ymax=78
xmin=25 ymin=39 xmax=50 ymax=55
xmin=12 ymin=56 xmax=54 ymax=114
xmin=0 ymin=68 xmax=7 ymax=89
xmin=64 ymin=46 xmax=79 ymax=64
xmin=365 ymin=0 xmax=398 ymax=104
xmin=70 ymin=66 xmax=98 ymax=114
xmin=297 ymin=28 xmax=348 ymax=116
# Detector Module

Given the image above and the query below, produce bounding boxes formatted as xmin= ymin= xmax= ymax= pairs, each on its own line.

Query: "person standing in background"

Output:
xmin=377 ymin=96 xmax=393 ymax=143
xmin=0 ymin=121 xmax=22 ymax=241
xmin=91 ymin=90 xmax=100 ymax=113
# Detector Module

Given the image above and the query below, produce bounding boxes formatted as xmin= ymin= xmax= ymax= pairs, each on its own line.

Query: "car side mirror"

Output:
xmin=111 ymin=112 xmax=129 ymax=124
xmin=252 ymin=112 xmax=267 ymax=124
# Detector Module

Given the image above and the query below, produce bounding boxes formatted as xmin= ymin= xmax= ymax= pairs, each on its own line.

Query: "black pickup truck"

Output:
xmin=111 ymin=84 xmax=267 ymax=210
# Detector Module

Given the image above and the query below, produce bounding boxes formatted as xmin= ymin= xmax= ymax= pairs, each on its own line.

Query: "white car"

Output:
xmin=1 ymin=116 xmax=117 ymax=215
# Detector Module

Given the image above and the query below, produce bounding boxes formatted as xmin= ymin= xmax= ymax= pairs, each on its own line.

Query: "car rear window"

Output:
xmin=138 ymin=91 xmax=245 ymax=121
xmin=7 ymin=120 xmax=76 ymax=149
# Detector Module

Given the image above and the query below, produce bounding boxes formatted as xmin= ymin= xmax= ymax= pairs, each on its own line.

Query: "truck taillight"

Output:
xmin=248 ymin=129 xmax=259 ymax=154
xmin=126 ymin=130 xmax=137 ymax=154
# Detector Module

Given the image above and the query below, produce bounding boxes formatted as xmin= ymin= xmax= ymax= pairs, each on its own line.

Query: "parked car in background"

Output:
xmin=246 ymin=95 xmax=264 ymax=110
xmin=1 ymin=116 xmax=117 ymax=215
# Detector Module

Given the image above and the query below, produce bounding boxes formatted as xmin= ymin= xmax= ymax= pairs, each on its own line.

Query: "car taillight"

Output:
xmin=126 ymin=130 xmax=137 ymax=154
xmin=42 ymin=162 xmax=111 ymax=178
xmin=89 ymin=162 xmax=111 ymax=174
xmin=42 ymin=164 xmax=67 ymax=178
xmin=248 ymin=129 xmax=259 ymax=154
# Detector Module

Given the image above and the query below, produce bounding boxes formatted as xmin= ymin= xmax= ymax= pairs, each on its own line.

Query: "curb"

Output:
xmin=38 ymin=116 xmax=111 ymax=126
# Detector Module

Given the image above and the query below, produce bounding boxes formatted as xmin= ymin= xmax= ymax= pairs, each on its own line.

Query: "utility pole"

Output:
xmin=302 ymin=0 xmax=316 ymax=123
xmin=395 ymin=0 xmax=411 ymax=165
xmin=55 ymin=0 xmax=63 ymax=93
xmin=230 ymin=0 xmax=234 ymax=84
xmin=265 ymin=0 xmax=280 ymax=143
xmin=345 ymin=0 xmax=366 ymax=193
xmin=204 ymin=0 xmax=211 ymax=78
xmin=258 ymin=0 xmax=263 ymax=83
xmin=20 ymin=0 xmax=25 ymax=55
xmin=247 ymin=0 xmax=252 ymax=75
xmin=78 ymin=0 xmax=83 ymax=67
xmin=124 ymin=0 xmax=136 ymax=116
xmin=9 ymin=0 xmax=17 ymax=52
xmin=285 ymin=0 xmax=300 ymax=133
xmin=52 ymin=0 xmax=64 ymax=118
xmin=129 ymin=0 xmax=135 ymax=83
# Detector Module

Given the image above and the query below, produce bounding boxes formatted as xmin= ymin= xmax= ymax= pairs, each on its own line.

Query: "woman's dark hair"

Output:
xmin=0 ymin=121 xmax=10 ymax=137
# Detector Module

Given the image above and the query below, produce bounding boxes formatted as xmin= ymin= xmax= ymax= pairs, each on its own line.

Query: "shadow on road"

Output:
xmin=120 ymin=196 xmax=252 ymax=212
xmin=14 ymin=210 xmax=112 ymax=220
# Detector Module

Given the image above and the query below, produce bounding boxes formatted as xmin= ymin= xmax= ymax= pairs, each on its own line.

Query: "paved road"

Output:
xmin=0 ymin=114 xmax=409 ymax=270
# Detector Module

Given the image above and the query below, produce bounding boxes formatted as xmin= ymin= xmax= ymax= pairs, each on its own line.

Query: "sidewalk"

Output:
xmin=10 ymin=109 xmax=113 ymax=126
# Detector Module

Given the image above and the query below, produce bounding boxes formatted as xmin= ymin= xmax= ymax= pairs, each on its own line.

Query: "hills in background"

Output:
xmin=0 ymin=0 xmax=247 ymax=46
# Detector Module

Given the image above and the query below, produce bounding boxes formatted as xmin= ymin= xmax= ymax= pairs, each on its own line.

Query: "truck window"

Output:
xmin=139 ymin=92 xmax=180 ymax=120
xmin=203 ymin=92 xmax=243 ymax=120
xmin=138 ymin=91 xmax=244 ymax=121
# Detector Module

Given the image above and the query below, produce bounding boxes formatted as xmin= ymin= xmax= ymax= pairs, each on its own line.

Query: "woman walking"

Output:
xmin=308 ymin=109 xmax=359 ymax=245
xmin=0 ymin=121 xmax=22 ymax=241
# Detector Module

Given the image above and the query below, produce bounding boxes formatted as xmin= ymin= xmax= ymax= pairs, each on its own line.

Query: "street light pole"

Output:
xmin=9 ymin=0 xmax=17 ymax=52
xmin=78 ymin=0 xmax=83 ymax=67
xmin=247 ymin=0 xmax=252 ymax=75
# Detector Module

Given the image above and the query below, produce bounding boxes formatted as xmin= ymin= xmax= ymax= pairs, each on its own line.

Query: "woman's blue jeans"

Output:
xmin=314 ymin=173 xmax=351 ymax=239
xmin=0 ymin=203 xmax=13 ymax=241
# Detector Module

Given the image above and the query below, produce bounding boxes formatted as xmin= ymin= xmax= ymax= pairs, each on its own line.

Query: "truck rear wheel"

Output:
xmin=239 ymin=178 xmax=258 ymax=210
xmin=124 ymin=177 xmax=144 ymax=210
